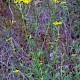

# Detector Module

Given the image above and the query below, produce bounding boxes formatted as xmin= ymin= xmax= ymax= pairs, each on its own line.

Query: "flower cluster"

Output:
xmin=14 ymin=0 xmax=32 ymax=4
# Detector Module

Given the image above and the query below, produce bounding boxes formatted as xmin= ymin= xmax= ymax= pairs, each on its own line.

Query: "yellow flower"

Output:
xmin=53 ymin=21 xmax=62 ymax=26
xmin=14 ymin=0 xmax=32 ymax=4
xmin=39 ymin=61 xmax=43 ymax=65
xmin=71 ymin=54 xmax=77 ymax=57
xmin=53 ymin=0 xmax=60 ymax=3
xmin=23 ymin=0 xmax=32 ymax=4
xmin=13 ymin=70 xmax=20 ymax=73
xmin=60 ymin=1 xmax=66 ymax=5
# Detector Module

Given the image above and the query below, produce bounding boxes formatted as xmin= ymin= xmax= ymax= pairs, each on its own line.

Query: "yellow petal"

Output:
xmin=53 ymin=21 xmax=62 ymax=26
xmin=71 ymin=54 xmax=77 ymax=57
xmin=54 ymin=0 xmax=60 ymax=3
xmin=13 ymin=70 xmax=20 ymax=73
xmin=23 ymin=0 xmax=32 ymax=4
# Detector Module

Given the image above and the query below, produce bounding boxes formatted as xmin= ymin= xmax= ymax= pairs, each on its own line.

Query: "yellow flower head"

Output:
xmin=60 ymin=1 xmax=66 ymax=5
xmin=14 ymin=0 xmax=32 ymax=4
xmin=13 ymin=70 xmax=20 ymax=73
xmin=23 ymin=0 xmax=32 ymax=4
xmin=53 ymin=21 xmax=62 ymax=26
xmin=54 ymin=0 xmax=60 ymax=3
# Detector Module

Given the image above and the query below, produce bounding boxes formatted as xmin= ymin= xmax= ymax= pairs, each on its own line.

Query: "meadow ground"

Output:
xmin=0 ymin=0 xmax=80 ymax=80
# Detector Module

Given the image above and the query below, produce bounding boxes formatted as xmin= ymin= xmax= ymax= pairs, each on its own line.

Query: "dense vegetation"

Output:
xmin=0 ymin=0 xmax=80 ymax=80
